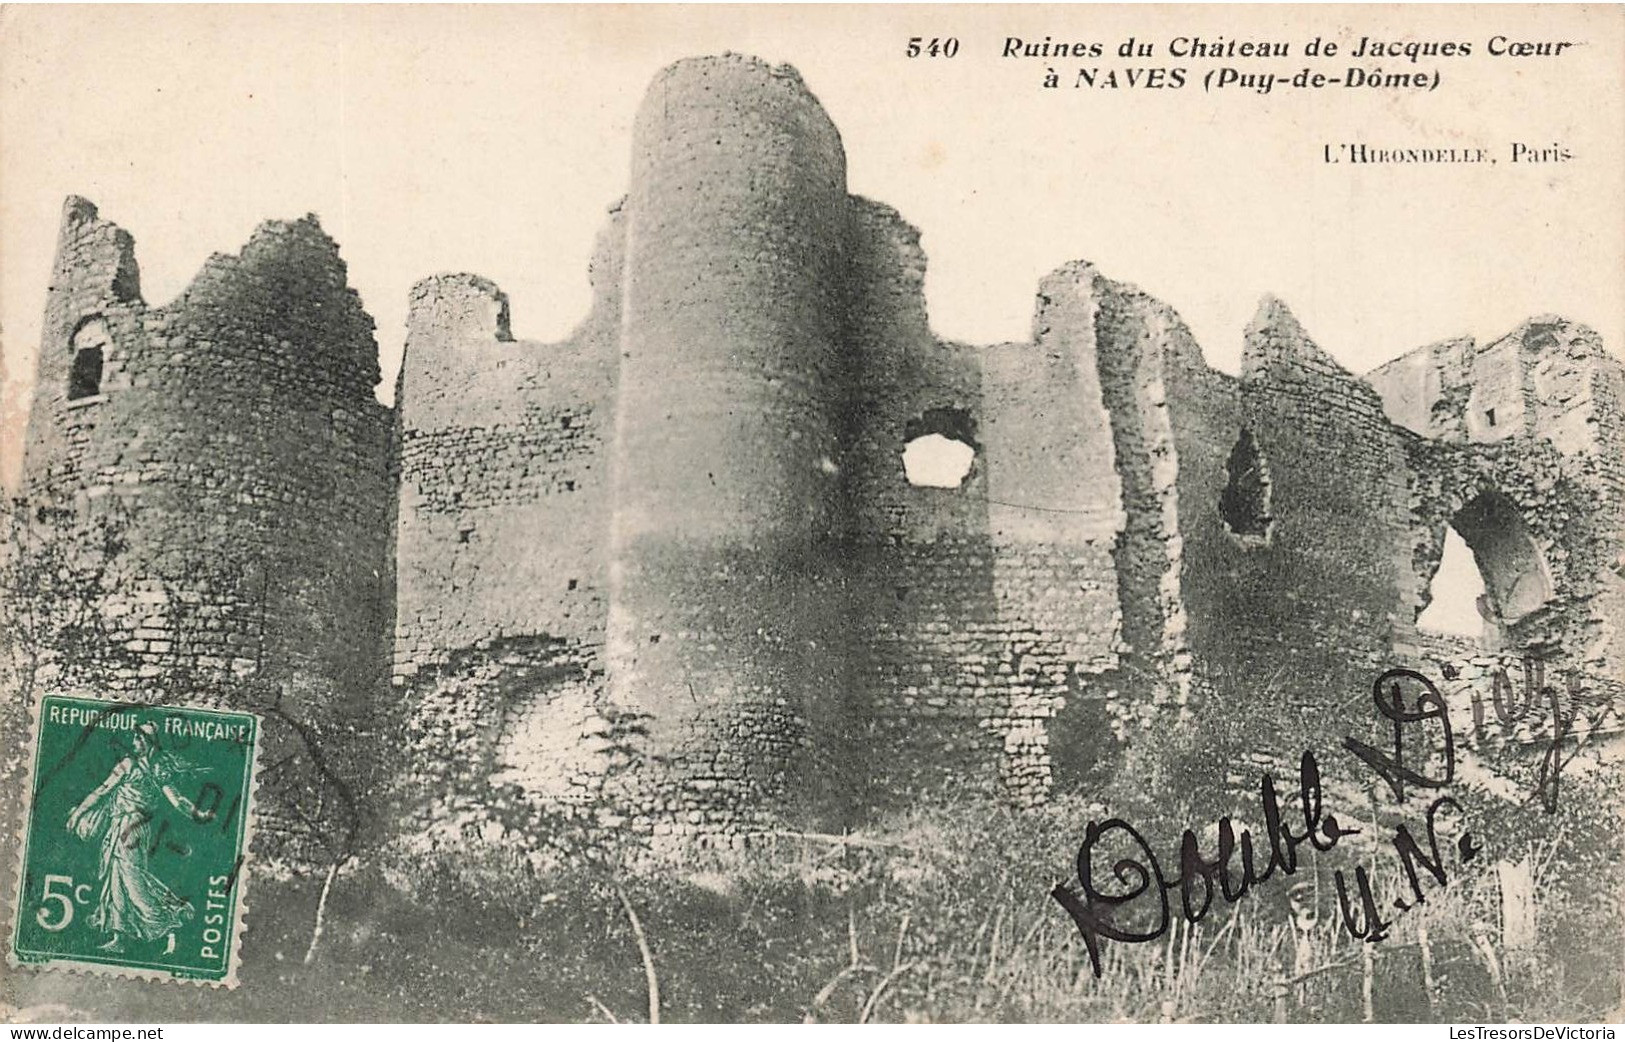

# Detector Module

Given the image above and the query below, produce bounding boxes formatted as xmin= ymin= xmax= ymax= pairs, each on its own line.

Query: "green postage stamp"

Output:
xmin=8 ymin=694 xmax=260 ymax=986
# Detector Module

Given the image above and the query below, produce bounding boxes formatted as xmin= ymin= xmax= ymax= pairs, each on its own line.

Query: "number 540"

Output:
xmin=906 ymin=37 xmax=960 ymax=58
xmin=36 ymin=874 xmax=92 ymax=932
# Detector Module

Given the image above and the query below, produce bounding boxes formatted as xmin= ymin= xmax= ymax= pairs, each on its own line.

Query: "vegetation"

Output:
xmin=3 ymin=495 xmax=1618 ymax=1022
xmin=6 ymin=768 xmax=1619 ymax=1023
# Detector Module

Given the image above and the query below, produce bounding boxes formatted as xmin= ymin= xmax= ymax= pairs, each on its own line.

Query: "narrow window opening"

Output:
xmin=902 ymin=407 xmax=979 ymax=489
xmin=1219 ymin=427 xmax=1272 ymax=543
xmin=68 ymin=317 xmax=110 ymax=401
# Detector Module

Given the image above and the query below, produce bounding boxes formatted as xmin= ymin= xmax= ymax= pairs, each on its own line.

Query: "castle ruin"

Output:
xmin=12 ymin=55 xmax=1623 ymax=860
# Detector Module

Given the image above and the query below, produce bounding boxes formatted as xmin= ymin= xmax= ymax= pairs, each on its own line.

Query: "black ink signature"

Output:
xmin=1333 ymin=793 xmax=1481 ymax=942
xmin=1342 ymin=668 xmax=1455 ymax=804
xmin=1459 ymin=659 xmax=1601 ymax=814
xmin=1051 ymin=750 xmax=1359 ymax=978
xmin=1052 ymin=667 xmax=1492 ymax=973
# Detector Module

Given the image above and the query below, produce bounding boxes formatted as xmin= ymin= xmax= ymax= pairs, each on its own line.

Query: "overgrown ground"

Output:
xmin=7 ymin=791 xmax=1621 ymax=1023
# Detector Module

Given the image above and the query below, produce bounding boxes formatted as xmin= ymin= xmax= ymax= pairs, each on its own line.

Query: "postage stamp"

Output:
xmin=8 ymin=694 xmax=260 ymax=986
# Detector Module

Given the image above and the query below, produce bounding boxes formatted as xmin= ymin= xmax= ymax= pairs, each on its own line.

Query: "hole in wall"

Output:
xmin=68 ymin=316 xmax=110 ymax=401
xmin=1219 ymin=427 xmax=1272 ymax=543
xmin=902 ymin=407 xmax=979 ymax=489
xmin=1419 ymin=490 xmax=1553 ymax=646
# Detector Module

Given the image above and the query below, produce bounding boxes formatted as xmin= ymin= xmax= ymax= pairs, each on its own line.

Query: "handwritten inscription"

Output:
xmin=1050 ymin=751 xmax=1358 ymax=978
xmin=1457 ymin=658 xmax=1601 ymax=813
xmin=1052 ymin=666 xmax=1499 ymax=976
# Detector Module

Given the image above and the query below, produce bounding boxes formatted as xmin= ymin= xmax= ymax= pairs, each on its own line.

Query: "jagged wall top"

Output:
xmin=54 ymin=196 xmax=143 ymax=309
xmin=1365 ymin=314 xmax=1622 ymax=454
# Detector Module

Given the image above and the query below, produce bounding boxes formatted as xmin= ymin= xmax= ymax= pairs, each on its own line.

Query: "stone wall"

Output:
xmin=14 ymin=198 xmax=394 ymax=863
xmin=1179 ymin=299 xmax=1417 ymax=754
xmin=15 ymin=55 xmax=1621 ymax=863
xmin=840 ymin=196 xmax=998 ymax=811
xmin=980 ymin=267 xmax=1133 ymax=794
xmin=1370 ymin=318 xmax=1625 ymax=758
xmin=392 ymin=216 xmax=621 ymax=817
xmin=383 ymin=54 xmax=1622 ymax=849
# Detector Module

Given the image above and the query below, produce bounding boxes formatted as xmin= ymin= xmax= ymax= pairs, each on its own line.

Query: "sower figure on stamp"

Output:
xmin=65 ymin=721 xmax=199 ymax=955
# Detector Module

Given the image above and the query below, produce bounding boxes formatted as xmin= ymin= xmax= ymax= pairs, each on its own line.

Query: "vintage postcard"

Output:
xmin=1 ymin=3 xmax=1621 ymax=1026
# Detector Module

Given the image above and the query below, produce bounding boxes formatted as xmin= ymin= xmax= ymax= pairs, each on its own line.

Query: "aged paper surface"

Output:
xmin=2 ymin=3 xmax=1622 ymax=1024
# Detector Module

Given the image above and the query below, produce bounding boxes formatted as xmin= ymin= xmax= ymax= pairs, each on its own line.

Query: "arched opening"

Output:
xmin=901 ymin=407 xmax=978 ymax=489
xmin=1418 ymin=490 xmax=1553 ymax=646
xmin=68 ymin=316 xmax=110 ymax=401
xmin=1219 ymin=427 xmax=1272 ymax=544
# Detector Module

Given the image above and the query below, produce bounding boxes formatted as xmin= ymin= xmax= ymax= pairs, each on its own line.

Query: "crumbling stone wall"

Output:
xmin=392 ymin=217 xmax=621 ymax=819
xmin=975 ymin=284 xmax=1125 ymax=804
xmin=20 ymin=55 xmax=1621 ymax=863
xmin=1182 ymin=300 xmax=1417 ymax=753
xmin=1370 ymin=317 xmax=1625 ymax=743
xmin=839 ymin=197 xmax=1000 ymax=811
xmin=13 ymin=198 xmax=394 ymax=862
xmin=1084 ymin=267 xmax=1216 ymax=727
xmin=386 ymin=54 xmax=1621 ymax=848
xmin=832 ymin=203 xmax=1128 ymax=812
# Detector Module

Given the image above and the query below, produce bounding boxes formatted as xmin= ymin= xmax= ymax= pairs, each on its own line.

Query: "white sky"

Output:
xmin=1417 ymin=528 xmax=1488 ymax=638
xmin=903 ymin=433 xmax=977 ymax=489
xmin=3 ymin=5 xmax=1621 ymax=488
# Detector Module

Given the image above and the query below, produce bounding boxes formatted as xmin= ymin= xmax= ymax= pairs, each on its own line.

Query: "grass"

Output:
xmin=7 ymin=791 xmax=1620 ymax=1023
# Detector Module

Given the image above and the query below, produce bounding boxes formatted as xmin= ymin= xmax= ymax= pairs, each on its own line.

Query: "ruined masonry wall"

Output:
xmin=392 ymin=211 xmax=623 ymax=810
xmin=1183 ymin=301 xmax=1415 ymax=753
xmin=841 ymin=196 xmax=1000 ymax=811
xmin=1370 ymin=319 xmax=1625 ymax=694
xmin=19 ymin=198 xmax=395 ymax=860
xmin=23 ymin=56 xmax=1622 ymax=859
xmin=980 ymin=267 xmax=1129 ymax=793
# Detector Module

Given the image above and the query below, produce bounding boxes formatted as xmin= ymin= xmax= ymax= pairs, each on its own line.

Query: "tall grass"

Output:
xmin=9 ymin=780 xmax=1617 ymax=1022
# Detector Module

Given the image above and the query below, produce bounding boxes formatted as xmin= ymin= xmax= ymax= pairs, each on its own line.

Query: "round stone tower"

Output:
xmin=13 ymin=198 xmax=395 ymax=863
xmin=605 ymin=54 xmax=855 ymax=841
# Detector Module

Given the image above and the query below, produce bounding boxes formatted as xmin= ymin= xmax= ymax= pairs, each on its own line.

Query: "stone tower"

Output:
xmin=604 ymin=55 xmax=856 ymax=832
xmin=15 ymin=197 xmax=395 ymax=860
xmin=386 ymin=52 xmax=1625 ymax=856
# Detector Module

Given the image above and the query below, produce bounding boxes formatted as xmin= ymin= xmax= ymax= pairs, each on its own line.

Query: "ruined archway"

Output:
xmin=1418 ymin=489 xmax=1554 ymax=645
